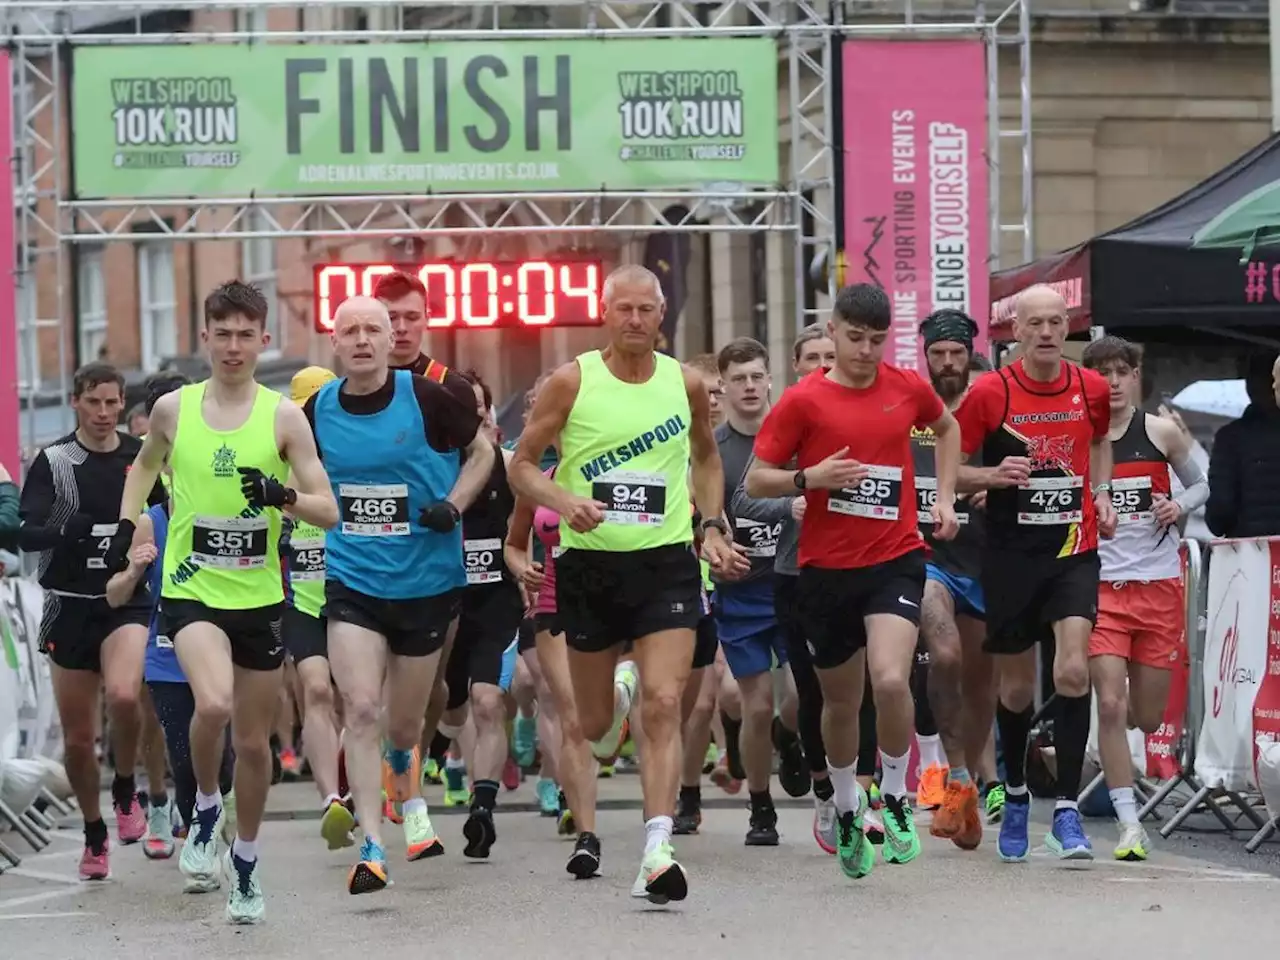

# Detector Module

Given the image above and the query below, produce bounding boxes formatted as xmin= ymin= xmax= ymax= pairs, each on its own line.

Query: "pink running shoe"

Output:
xmin=502 ymin=756 xmax=521 ymax=792
xmin=79 ymin=840 xmax=110 ymax=881
xmin=114 ymin=798 xmax=147 ymax=845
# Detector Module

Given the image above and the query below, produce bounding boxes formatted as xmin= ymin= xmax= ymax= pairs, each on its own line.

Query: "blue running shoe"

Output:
xmin=1045 ymin=807 xmax=1094 ymax=861
xmin=997 ymin=796 xmax=1030 ymax=862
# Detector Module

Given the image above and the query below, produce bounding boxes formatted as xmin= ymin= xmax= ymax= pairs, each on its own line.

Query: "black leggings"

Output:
xmin=912 ymin=642 xmax=937 ymax=737
xmin=776 ymin=575 xmax=827 ymax=774
xmin=147 ymin=681 xmax=234 ymax=826
xmin=856 ymin=670 xmax=878 ymax=777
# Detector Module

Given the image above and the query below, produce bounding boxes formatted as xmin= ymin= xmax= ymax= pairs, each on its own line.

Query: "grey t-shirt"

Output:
xmin=715 ymin=421 xmax=783 ymax=585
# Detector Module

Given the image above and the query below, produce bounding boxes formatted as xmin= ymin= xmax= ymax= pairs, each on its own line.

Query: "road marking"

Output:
xmin=0 ymin=887 xmax=88 ymax=912
xmin=1105 ymin=874 xmax=1280 ymax=884
xmin=0 ymin=911 xmax=98 ymax=922
xmin=5 ymin=867 xmax=83 ymax=886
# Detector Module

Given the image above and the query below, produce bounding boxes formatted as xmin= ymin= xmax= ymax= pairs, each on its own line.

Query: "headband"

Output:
xmin=919 ymin=310 xmax=978 ymax=351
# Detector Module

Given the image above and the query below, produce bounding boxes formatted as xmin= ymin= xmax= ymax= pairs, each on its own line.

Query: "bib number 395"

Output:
xmin=339 ymin=483 xmax=410 ymax=537
xmin=1112 ymin=476 xmax=1154 ymax=525
xmin=828 ymin=465 xmax=903 ymax=521
xmin=192 ymin=515 xmax=269 ymax=569
xmin=592 ymin=471 xmax=667 ymax=526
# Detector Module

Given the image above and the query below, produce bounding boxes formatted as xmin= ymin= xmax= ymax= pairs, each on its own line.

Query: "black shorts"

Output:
xmin=38 ymin=594 xmax=150 ymax=673
xmin=556 ymin=544 xmax=702 ymax=653
xmin=692 ymin=614 xmax=718 ymax=670
xmin=517 ymin=616 xmax=537 ymax=653
xmin=982 ymin=549 xmax=1100 ymax=656
xmin=323 ymin=579 xmax=458 ymax=659
xmin=283 ymin=605 xmax=327 ymax=664
xmin=534 ymin=612 xmax=562 ymax=637
xmin=159 ymin=598 xmax=285 ymax=672
xmin=446 ymin=582 xmax=525 ymax=709
xmin=796 ymin=549 xmax=927 ymax=670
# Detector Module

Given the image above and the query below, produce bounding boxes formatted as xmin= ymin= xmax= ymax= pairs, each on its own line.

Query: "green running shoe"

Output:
xmin=881 ymin=794 xmax=922 ymax=865
xmin=985 ymin=782 xmax=1006 ymax=824
xmin=443 ymin=764 xmax=470 ymax=808
xmin=835 ymin=785 xmax=875 ymax=879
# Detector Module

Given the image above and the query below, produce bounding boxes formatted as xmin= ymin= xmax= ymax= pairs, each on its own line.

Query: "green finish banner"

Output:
xmin=71 ymin=40 xmax=779 ymax=199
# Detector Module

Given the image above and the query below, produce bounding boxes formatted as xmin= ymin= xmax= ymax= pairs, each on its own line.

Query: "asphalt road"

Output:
xmin=2 ymin=776 xmax=1278 ymax=959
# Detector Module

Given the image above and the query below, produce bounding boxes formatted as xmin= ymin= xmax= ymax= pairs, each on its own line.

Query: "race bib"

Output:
xmin=191 ymin=515 xmax=269 ymax=569
xmin=828 ymin=465 xmax=903 ymax=521
xmin=87 ymin=522 xmax=118 ymax=570
xmin=551 ymin=545 xmax=564 ymax=559
xmin=1016 ymin=475 xmax=1084 ymax=525
xmin=915 ymin=478 xmax=969 ymax=526
xmin=288 ymin=536 xmax=326 ymax=582
xmin=1112 ymin=476 xmax=1154 ymax=526
xmin=592 ymin=471 xmax=667 ymax=526
xmin=155 ymin=634 xmax=173 ymax=649
xmin=735 ymin=516 xmax=781 ymax=558
xmin=464 ymin=537 xmax=504 ymax=585
xmin=339 ymin=483 xmax=410 ymax=537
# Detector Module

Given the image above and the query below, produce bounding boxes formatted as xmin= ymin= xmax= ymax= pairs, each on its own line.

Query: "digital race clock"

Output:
xmin=313 ymin=260 xmax=603 ymax=333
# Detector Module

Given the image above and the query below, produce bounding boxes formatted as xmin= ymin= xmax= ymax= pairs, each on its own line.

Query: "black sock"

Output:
xmin=721 ymin=711 xmax=745 ymax=780
xmin=428 ymin=731 xmax=451 ymax=765
xmin=996 ymin=702 xmax=1034 ymax=795
xmin=472 ymin=779 xmax=499 ymax=812
xmin=812 ymin=776 xmax=834 ymax=802
xmin=111 ymin=774 xmax=136 ymax=810
xmin=1054 ymin=694 xmax=1091 ymax=802
xmin=678 ymin=784 xmax=701 ymax=807
xmin=749 ymin=789 xmax=774 ymax=812
xmin=84 ymin=817 xmax=108 ymax=854
xmin=149 ymin=791 xmax=169 ymax=809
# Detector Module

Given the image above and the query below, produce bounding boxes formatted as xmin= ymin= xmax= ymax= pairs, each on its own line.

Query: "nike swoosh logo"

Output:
xmin=898 ymin=596 xmax=919 ymax=608
xmin=541 ymin=522 xmax=558 ymax=533
xmin=883 ymin=402 xmax=902 ymax=413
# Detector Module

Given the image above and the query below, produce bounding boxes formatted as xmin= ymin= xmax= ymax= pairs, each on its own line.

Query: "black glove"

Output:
xmin=105 ymin=518 xmax=136 ymax=574
xmin=61 ymin=512 xmax=96 ymax=543
xmin=238 ymin=467 xmax=296 ymax=509
xmin=418 ymin=501 xmax=461 ymax=533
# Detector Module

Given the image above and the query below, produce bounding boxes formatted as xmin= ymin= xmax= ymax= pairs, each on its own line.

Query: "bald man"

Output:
xmin=301 ymin=294 xmax=493 ymax=894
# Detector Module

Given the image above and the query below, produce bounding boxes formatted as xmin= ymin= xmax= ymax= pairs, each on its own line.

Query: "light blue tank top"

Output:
xmin=143 ymin=504 xmax=185 ymax=684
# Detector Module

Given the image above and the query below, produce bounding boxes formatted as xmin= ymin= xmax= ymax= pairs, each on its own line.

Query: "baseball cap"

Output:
xmin=291 ymin=366 xmax=336 ymax=404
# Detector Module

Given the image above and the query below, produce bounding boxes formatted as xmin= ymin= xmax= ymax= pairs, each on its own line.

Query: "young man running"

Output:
xmin=746 ymin=283 xmax=960 ymax=880
xmin=305 ymin=296 xmax=491 ymax=894
xmin=1082 ymin=335 xmax=1207 ymax=861
xmin=111 ymin=282 xmax=339 ymax=923
xmin=954 ymin=284 xmax=1116 ymax=863
xmin=20 ymin=362 xmax=164 ymax=878
xmin=511 ymin=264 xmax=745 ymax=902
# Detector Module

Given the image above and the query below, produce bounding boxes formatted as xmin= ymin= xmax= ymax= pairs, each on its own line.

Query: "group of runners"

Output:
xmin=8 ymin=263 xmax=1206 ymax=922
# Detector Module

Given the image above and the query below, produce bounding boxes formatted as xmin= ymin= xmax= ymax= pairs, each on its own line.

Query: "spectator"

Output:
xmin=125 ymin=403 xmax=149 ymax=438
xmin=1205 ymin=352 xmax=1280 ymax=539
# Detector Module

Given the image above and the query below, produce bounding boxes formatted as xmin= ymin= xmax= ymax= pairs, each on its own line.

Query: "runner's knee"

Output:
xmin=1094 ymin=681 xmax=1128 ymax=730
xmin=193 ymin=695 xmax=232 ymax=731
xmin=340 ymin=691 xmax=381 ymax=733
xmin=302 ymin=674 xmax=335 ymax=714
xmin=1052 ymin=657 xmax=1089 ymax=698
xmin=639 ymin=686 xmax=682 ymax=735
xmin=470 ymin=685 xmax=506 ymax=729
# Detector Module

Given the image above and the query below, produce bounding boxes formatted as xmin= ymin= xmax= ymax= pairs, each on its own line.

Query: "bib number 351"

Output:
xmin=192 ymin=515 xmax=269 ymax=569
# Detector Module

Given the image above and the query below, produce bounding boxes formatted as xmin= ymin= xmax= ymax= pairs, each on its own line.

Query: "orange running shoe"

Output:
xmin=917 ymin=763 xmax=948 ymax=810
xmin=930 ymin=779 xmax=982 ymax=849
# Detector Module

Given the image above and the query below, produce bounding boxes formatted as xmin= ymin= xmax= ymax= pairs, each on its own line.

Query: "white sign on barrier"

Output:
xmin=1194 ymin=539 xmax=1280 ymax=791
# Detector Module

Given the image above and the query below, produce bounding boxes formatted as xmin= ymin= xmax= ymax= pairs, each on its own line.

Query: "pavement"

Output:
xmin=2 ymin=774 xmax=1279 ymax=959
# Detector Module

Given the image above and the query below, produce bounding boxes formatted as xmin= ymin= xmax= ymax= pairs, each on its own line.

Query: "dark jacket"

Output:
xmin=1205 ymin=403 xmax=1280 ymax=539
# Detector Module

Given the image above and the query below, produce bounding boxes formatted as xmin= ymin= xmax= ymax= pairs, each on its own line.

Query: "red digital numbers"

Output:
xmin=313 ymin=260 xmax=603 ymax=333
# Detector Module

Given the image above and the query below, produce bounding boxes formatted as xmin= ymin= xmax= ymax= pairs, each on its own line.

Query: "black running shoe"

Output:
xmin=745 ymin=806 xmax=780 ymax=846
xmin=565 ymin=832 xmax=601 ymax=879
xmin=673 ymin=795 xmax=701 ymax=836
xmin=462 ymin=807 xmax=497 ymax=859
xmin=773 ymin=719 xmax=811 ymax=798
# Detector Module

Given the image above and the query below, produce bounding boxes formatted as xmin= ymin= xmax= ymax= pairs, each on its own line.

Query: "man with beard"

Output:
xmin=910 ymin=310 xmax=992 ymax=851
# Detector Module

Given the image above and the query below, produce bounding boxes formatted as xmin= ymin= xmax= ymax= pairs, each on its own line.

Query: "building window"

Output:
xmin=15 ymin=263 xmax=37 ymax=391
xmin=236 ymin=8 xmax=268 ymax=32
xmin=138 ymin=242 xmax=177 ymax=371
xmin=77 ymin=248 xmax=107 ymax=364
xmin=241 ymin=209 xmax=282 ymax=351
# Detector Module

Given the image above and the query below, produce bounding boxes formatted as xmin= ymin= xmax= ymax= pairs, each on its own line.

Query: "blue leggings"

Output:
xmin=147 ymin=681 xmax=234 ymax=826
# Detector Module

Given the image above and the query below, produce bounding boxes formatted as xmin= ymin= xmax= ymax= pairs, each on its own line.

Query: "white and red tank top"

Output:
xmin=1099 ymin=410 xmax=1180 ymax=582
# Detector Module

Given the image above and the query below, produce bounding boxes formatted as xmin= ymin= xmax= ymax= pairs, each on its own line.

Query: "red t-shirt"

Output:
xmin=754 ymin=365 xmax=944 ymax=571
xmin=954 ymin=359 xmax=1109 ymax=555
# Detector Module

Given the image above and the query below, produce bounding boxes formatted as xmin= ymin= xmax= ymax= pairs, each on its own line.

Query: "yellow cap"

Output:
xmin=291 ymin=366 xmax=336 ymax=404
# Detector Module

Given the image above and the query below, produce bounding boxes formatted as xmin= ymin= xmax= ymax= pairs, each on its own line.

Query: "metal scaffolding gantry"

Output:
xmin=4 ymin=0 xmax=1033 ymax=448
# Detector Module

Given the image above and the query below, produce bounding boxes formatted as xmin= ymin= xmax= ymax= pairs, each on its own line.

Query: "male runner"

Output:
xmin=111 ymin=281 xmax=339 ymax=923
xmin=954 ymin=283 xmax=1116 ymax=863
xmin=304 ymin=296 xmax=491 ymax=894
xmin=712 ymin=337 xmax=806 ymax=846
xmin=511 ymin=264 xmax=745 ymax=902
xmin=20 ymin=361 xmax=164 ymax=878
xmin=746 ymin=283 xmax=960 ymax=880
xmin=1082 ymin=335 xmax=1207 ymax=861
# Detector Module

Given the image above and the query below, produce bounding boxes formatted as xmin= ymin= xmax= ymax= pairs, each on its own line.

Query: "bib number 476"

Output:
xmin=1029 ymin=488 xmax=1072 ymax=510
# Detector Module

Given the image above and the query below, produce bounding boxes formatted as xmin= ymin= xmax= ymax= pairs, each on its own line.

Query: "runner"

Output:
xmin=110 ymin=281 xmax=339 ymax=923
xmin=953 ymin=283 xmax=1116 ymax=863
xmin=1082 ymin=335 xmax=1207 ymax=861
xmin=909 ymin=310 xmax=993 ymax=851
xmin=746 ymin=283 xmax=961 ymax=880
xmin=303 ymin=296 xmax=491 ymax=894
xmin=511 ymin=264 xmax=746 ymax=902
xmin=20 ymin=361 xmax=164 ymax=879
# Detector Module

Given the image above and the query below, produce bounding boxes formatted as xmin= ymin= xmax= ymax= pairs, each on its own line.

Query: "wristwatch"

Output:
xmin=793 ymin=469 xmax=807 ymax=491
xmin=699 ymin=517 xmax=730 ymax=538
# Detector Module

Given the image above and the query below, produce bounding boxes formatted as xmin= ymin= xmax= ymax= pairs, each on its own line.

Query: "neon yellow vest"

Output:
xmin=161 ymin=383 xmax=288 ymax=609
xmin=286 ymin=519 xmax=326 ymax=619
xmin=557 ymin=350 xmax=692 ymax=552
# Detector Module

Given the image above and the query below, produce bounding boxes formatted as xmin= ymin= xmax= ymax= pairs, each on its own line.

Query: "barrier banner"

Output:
xmin=1194 ymin=538 xmax=1280 ymax=790
xmin=840 ymin=40 xmax=990 ymax=374
xmin=1144 ymin=544 xmax=1192 ymax=779
xmin=71 ymin=41 xmax=779 ymax=198
xmin=0 ymin=49 xmax=19 ymax=474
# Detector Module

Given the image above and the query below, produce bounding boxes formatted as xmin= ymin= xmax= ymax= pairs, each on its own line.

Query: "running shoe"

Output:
xmin=557 ymin=794 xmax=576 ymax=837
xmin=773 ymin=719 xmax=811 ymax=798
xmin=590 ymin=661 xmax=638 ymax=761
xmin=224 ymin=851 xmax=265 ymax=924
xmin=916 ymin=764 xmax=947 ymax=810
xmin=221 ymin=790 xmax=237 ymax=846
xmin=566 ymin=831 xmax=601 ymax=879
xmin=181 ymin=803 xmax=225 ymax=893
xmin=279 ymin=747 xmax=302 ymax=781
xmin=674 ymin=794 xmax=702 ymax=836
xmin=404 ymin=803 xmax=445 ymax=861
xmin=881 ymin=794 xmax=922 ymax=864
xmin=442 ymin=760 xmax=469 ymax=807
xmin=463 ymin=807 xmax=497 ymax=859
xmin=422 ymin=756 xmax=443 ymax=786
xmin=863 ymin=808 xmax=885 ymax=845
xmin=348 ymin=837 xmax=390 ymax=894
xmin=536 ymin=778 xmax=560 ymax=817
xmin=597 ymin=763 xmax=615 ymax=778
xmin=812 ymin=793 xmax=837 ymax=855
xmin=997 ymin=795 xmax=1030 ymax=862
xmin=630 ymin=841 xmax=687 ymax=904
xmin=79 ymin=839 xmax=110 ymax=881
xmin=114 ymin=796 xmax=146 ymax=845
xmin=1114 ymin=823 xmax=1151 ymax=862
xmin=502 ymin=756 xmax=521 ymax=791
xmin=702 ymin=742 xmax=718 ymax=775
xmin=710 ymin=754 xmax=743 ymax=795
xmin=1045 ymin=807 xmax=1094 ymax=861
xmin=320 ymin=798 xmax=357 ymax=851
xmin=985 ymin=782 xmax=1006 ymax=824
xmin=512 ymin=714 xmax=537 ymax=768
xmin=867 ymin=781 xmax=883 ymax=809
xmin=143 ymin=798 xmax=176 ymax=860
xmin=745 ymin=806 xmax=779 ymax=846
xmin=835 ymin=787 xmax=875 ymax=879
xmin=931 ymin=779 xmax=983 ymax=850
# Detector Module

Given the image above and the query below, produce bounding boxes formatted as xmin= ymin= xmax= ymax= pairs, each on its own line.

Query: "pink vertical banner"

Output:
xmin=841 ymin=40 xmax=990 ymax=373
xmin=0 ymin=50 xmax=18 ymax=473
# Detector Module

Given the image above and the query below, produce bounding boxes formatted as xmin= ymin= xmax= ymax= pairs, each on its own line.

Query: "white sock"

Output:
xmin=1109 ymin=787 xmax=1138 ymax=825
xmin=1006 ymin=783 xmax=1029 ymax=798
xmin=615 ymin=661 xmax=638 ymax=716
xmin=403 ymin=797 xmax=426 ymax=816
xmin=195 ymin=790 xmax=221 ymax=813
xmin=322 ymin=793 xmax=342 ymax=809
xmin=445 ymin=757 xmax=465 ymax=770
xmin=916 ymin=733 xmax=944 ymax=770
xmin=644 ymin=815 xmax=673 ymax=854
xmin=1054 ymin=799 xmax=1079 ymax=812
xmin=828 ymin=762 xmax=859 ymax=815
xmin=879 ymin=749 xmax=910 ymax=799
xmin=232 ymin=836 xmax=258 ymax=862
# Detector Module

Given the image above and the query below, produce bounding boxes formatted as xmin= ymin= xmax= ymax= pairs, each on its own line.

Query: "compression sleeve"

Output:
xmin=730 ymin=471 xmax=793 ymax=525
xmin=1170 ymin=447 xmax=1210 ymax=515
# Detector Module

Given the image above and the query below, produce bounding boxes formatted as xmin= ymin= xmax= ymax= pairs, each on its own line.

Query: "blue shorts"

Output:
xmin=714 ymin=579 xmax=788 ymax=680
xmin=498 ymin=635 xmax=519 ymax=692
xmin=925 ymin=563 xmax=986 ymax=620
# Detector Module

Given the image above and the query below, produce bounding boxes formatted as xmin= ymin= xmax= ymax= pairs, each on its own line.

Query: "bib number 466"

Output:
xmin=349 ymin=498 xmax=398 ymax=518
